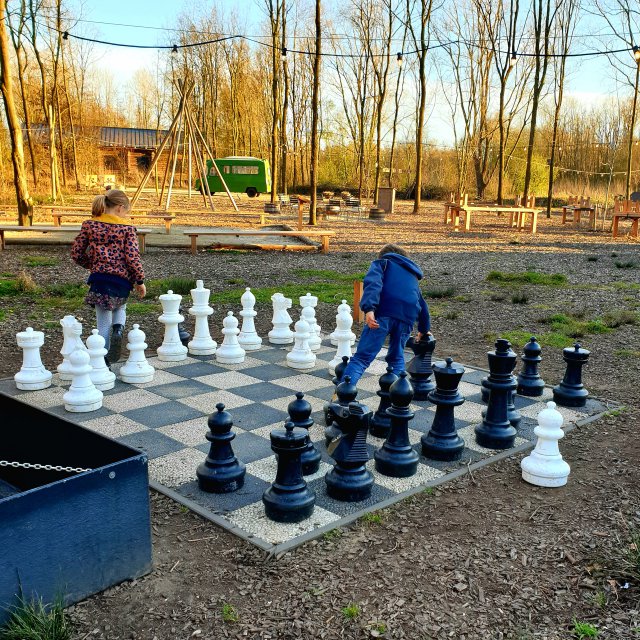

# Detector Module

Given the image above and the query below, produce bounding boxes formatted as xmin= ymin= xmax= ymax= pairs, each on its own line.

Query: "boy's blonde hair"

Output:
xmin=378 ymin=243 xmax=408 ymax=258
xmin=92 ymin=189 xmax=130 ymax=217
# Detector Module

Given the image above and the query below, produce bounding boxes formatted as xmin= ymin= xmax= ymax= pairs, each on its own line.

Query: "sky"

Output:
xmin=67 ymin=0 xmax=629 ymax=145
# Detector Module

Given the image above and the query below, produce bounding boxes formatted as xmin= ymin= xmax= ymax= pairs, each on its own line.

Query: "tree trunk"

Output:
xmin=0 ymin=0 xmax=33 ymax=225
xmin=308 ymin=0 xmax=321 ymax=225
xmin=497 ymin=79 xmax=507 ymax=204
xmin=280 ymin=1 xmax=289 ymax=194
xmin=55 ymin=84 xmax=67 ymax=187
xmin=626 ymin=62 xmax=640 ymax=200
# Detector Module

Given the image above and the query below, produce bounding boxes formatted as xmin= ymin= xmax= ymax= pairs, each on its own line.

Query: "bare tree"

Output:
xmin=309 ymin=0 xmax=321 ymax=224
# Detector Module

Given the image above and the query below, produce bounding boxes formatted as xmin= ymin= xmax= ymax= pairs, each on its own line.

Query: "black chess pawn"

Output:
xmin=406 ymin=334 xmax=436 ymax=400
xmin=263 ymin=421 xmax=316 ymax=522
xmin=421 ymin=358 xmax=465 ymax=461
xmin=325 ymin=400 xmax=374 ymax=501
xmin=197 ymin=403 xmax=246 ymax=493
xmin=475 ymin=339 xmax=518 ymax=449
xmin=374 ymin=371 xmax=420 ymax=477
xmin=324 ymin=356 xmax=349 ymax=427
xmin=325 ymin=374 xmax=357 ymax=446
xmin=288 ymin=391 xmax=321 ymax=475
xmin=517 ymin=336 xmax=545 ymax=397
xmin=553 ymin=343 xmax=590 ymax=407
xmin=369 ymin=366 xmax=398 ymax=438
xmin=178 ymin=305 xmax=191 ymax=347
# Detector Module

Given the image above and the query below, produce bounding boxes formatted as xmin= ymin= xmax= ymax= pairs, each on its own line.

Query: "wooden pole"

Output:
xmin=184 ymin=105 xmax=215 ymax=211
xmin=184 ymin=114 xmax=208 ymax=208
xmin=188 ymin=134 xmax=192 ymax=198
xmin=165 ymin=106 xmax=184 ymax=210
xmin=159 ymin=120 xmax=178 ymax=207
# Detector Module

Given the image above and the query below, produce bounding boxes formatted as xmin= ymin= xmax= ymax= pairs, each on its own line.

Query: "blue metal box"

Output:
xmin=0 ymin=393 xmax=152 ymax=623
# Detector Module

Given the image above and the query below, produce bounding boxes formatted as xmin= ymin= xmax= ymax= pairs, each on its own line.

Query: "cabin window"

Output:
xmin=231 ymin=165 xmax=259 ymax=175
xmin=223 ymin=166 xmax=231 ymax=174
xmin=208 ymin=164 xmax=218 ymax=176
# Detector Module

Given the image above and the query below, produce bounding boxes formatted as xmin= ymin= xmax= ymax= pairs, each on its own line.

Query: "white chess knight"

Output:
xmin=286 ymin=317 xmax=316 ymax=369
xmin=216 ymin=311 xmax=246 ymax=364
xmin=330 ymin=300 xmax=356 ymax=346
xmin=301 ymin=306 xmax=321 ymax=352
xmin=238 ymin=287 xmax=262 ymax=351
xmin=63 ymin=349 xmax=103 ymax=412
xmin=58 ymin=315 xmax=86 ymax=381
xmin=268 ymin=292 xmax=294 ymax=344
xmin=120 ymin=324 xmax=155 ymax=384
xmin=300 ymin=292 xmax=322 ymax=343
xmin=86 ymin=329 xmax=116 ymax=391
xmin=188 ymin=280 xmax=217 ymax=355
xmin=14 ymin=327 xmax=52 ymax=390
xmin=328 ymin=303 xmax=353 ymax=375
xmin=521 ymin=401 xmax=571 ymax=487
xmin=157 ymin=290 xmax=188 ymax=361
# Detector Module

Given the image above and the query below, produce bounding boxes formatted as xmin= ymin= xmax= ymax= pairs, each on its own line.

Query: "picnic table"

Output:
xmin=444 ymin=194 xmax=540 ymax=233
xmin=562 ymin=197 xmax=597 ymax=229
xmin=611 ymin=199 xmax=640 ymax=238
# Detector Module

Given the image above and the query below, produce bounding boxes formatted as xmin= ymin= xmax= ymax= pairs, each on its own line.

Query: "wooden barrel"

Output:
xmin=264 ymin=203 xmax=281 ymax=214
xmin=369 ymin=207 xmax=385 ymax=220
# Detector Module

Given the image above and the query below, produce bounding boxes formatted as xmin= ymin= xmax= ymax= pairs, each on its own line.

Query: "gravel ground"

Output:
xmin=1 ymin=197 xmax=639 ymax=638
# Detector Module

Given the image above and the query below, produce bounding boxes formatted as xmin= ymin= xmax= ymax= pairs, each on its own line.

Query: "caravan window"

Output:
xmin=232 ymin=165 xmax=259 ymax=175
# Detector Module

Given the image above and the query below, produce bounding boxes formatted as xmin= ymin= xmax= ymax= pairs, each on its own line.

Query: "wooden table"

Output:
xmin=450 ymin=205 xmax=540 ymax=233
xmin=611 ymin=212 xmax=640 ymax=238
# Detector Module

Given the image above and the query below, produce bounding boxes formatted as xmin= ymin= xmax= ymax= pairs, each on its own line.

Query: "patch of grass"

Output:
xmin=511 ymin=292 xmax=529 ymax=304
xmin=0 ymin=278 xmax=20 ymax=296
xmin=586 ymin=255 xmax=599 ymax=262
xmin=221 ymin=603 xmax=239 ymax=623
xmin=486 ymin=270 xmax=567 ymax=286
xmin=361 ymin=512 xmax=384 ymax=525
xmin=592 ymin=591 xmax=607 ymax=608
xmin=341 ymin=603 xmax=360 ymax=620
xmin=16 ymin=271 xmax=38 ymax=294
xmin=372 ymin=622 xmax=387 ymax=635
xmin=424 ymin=285 xmax=456 ymax=299
xmin=146 ymin=277 xmax=197 ymax=297
xmin=612 ymin=281 xmax=640 ymax=291
xmin=0 ymin=309 xmax=6 ymax=322
xmin=127 ymin=302 xmax=160 ymax=315
xmin=443 ymin=309 xmax=460 ymax=320
xmin=0 ymin=596 xmax=71 ymax=640
xmin=572 ymin=619 xmax=598 ymax=638
xmin=22 ymin=256 xmax=59 ymax=267
xmin=602 ymin=309 xmax=638 ymax=328
xmin=293 ymin=268 xmax=366 ymax=282
xmin=490 ymin=292 xmax=507 ymax=302
xmin=615 ymin=260 xmax=636 ymax=269
xmin=226 ymin=277 xmax=245 ymax=285
xmin=453 ymin=294 xmax=471 ymax=302
xmin=322 ymin=528 xmax=343 ymax=541
xmin=45 ymin=283 xmax=86 ymax=298
xmin=615 ymin=349 xmax=640 ymax=358
xmin=542 ymin=313 xmax=612 ymax=339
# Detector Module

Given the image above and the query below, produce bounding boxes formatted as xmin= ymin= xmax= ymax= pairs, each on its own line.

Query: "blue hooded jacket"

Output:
xmin=359 ymin=253 xmax=430 ymax=333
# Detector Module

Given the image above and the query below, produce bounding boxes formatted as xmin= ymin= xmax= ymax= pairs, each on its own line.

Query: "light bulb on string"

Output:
xmin=281 ymin=47 xmax=287 ymax=62
xmin=172 ymin=44 xmax=178 ymax=54
xmin=633 ymin=45 xmax=640 ymax=63
xmin=509 ymin=50 xmax=517 ymax=67
xmin=396 ymin=52 xmax=403 ymax=66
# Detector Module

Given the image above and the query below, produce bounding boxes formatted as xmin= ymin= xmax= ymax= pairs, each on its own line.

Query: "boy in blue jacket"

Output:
xmin=342 ymin=243 xmax=430 ymax=386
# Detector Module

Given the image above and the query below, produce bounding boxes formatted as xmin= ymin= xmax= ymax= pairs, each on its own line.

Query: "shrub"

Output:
xmin=486 ymin=271 xmax=567 ymax=286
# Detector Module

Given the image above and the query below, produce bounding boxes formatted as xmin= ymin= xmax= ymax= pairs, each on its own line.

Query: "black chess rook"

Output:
xmin=406 ymin=334 xmax=436 ymax=400
xmin=369 ymin=366 xmax=398 ymax=439
xmin=288 ymin=391 xmax=321 ymax=475
xmin=553 ymin=343 xmax=590 ymax=407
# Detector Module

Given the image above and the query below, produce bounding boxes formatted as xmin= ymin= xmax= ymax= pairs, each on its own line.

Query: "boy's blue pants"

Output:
xmin=342 ymin=316 xmax=413 ymax=387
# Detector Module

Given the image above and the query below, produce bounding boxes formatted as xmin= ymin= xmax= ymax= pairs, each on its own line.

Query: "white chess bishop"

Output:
xmin=521 ymin=401 xmax=571 ymax=487
xmin=188 ymin=280 xmax=217 ymax=355
xmin=268 ymin=292 xmax=294 ymax=344
xmin=86 ymin=329 xmax=116 ymax=390
xmin=216 ymin=311 xmax=245 ymax=364
xmin=14 ymin=327 xmax=52 ymax=390
xmin=157 ymin=290 xmax=189 ymax=361
xmin=63 ymin=349 xmax=103 ymax=412
xmin=328 ymin=302 xmax=353 ymax=375
xmin=330 ymin=300 xmax=356 ymax=346
xmin=120 ymin=324 xmax=155 ymax=384
xmin=58 ymin=315 xmax=86 ymax=381
xmin=238 ymin=287 xmax=262 ymax=351
xmin=286 ymin=318 xmax=316 ymax=369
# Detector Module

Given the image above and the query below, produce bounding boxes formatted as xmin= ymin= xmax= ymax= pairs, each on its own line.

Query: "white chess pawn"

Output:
xmin=328 ymin=304 xmax=353 ymax=375
xmin=15 ymin=327 xmax=52 ymax=390
xmin=86 ymin=329 xmax=116 ymax=391
xmin=330 ymin=300 xmax=356 ymax=346
xmin=521 ymin=401 xmax=571 ymax=487
xmin=63 ymin=348 xmax=103 ymax=412
xmin=216 ymin=311 xmax=245 ymax=364
xmin=286 ymin=317 xmax=316 ymax=370
xmin=301 ymin=306 xmax=321 ymax=352
xmin=300 ymin=291 xmax=322 ymax=343
xmin=120 ymin=324 xmax=155 ymax=384
xmin=157 ymin=290 xmax=188 ymax=361
xmin=58 ymin=315 xmax=86 ymax=381
xmin=188 ymin=280 xmax=217 ymax=355
xmin=238 ymin=287 xmax=262 ymax=351
xmin=268 ymin=292 xmax=294 ymax=344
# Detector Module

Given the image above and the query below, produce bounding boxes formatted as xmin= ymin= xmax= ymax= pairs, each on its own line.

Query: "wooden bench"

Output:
xmin=611 ymin=199 xmax=640 ymax=238
xmin=50 ymin=209 xmax=176 ymax=234
xmin=183 ymin=229 xmax=335 ymax=255
xmin=562 ymin=197 xmax=595 ymax=228
xmin=0 ymin=225 xmax=152 ymax=253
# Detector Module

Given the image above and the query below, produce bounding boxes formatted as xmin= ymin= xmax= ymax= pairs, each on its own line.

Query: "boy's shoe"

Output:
xmin=106 ymin=324 xmax=124 ymax=363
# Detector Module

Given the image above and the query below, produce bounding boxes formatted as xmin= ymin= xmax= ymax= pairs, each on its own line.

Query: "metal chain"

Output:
xmin=0 ymin=460 xmax=92 ymax=474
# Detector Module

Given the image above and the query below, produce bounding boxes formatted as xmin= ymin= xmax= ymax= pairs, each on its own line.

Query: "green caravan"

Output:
xmin=195 ymin=156 xmax=271 ymax=198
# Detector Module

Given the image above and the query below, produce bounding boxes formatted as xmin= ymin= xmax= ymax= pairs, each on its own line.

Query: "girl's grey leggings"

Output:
xmin=95 ymin=305 xmax=126 ymax=349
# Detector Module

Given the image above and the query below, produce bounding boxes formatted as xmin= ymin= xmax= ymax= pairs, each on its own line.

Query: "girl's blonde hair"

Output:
xmin=92 ymin=189 xmax=130 ymax=217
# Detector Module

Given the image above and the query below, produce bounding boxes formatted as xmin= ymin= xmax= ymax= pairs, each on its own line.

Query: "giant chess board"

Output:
xmin=0 ymin=340 xmax=609 ymax=553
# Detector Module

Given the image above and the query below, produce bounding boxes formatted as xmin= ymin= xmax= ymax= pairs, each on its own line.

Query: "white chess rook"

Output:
xmin=216 ymin=311 xmax=246 ymax=364
xmin=188 ymin=280 xmax=217 ymax=355
xmin=120 ymin=324 xmax=155 ymax=384
xmin=63 ymin=349 xmax=103 ymax=412
xmin=301 ymin=306 xmax=321 ymax=352
xmin=157 ymin=290 xmax=189 ymax=361
xmin=15 ymin=327 xmax=52 ymax=390
xmin=238 ymin=287 xmax=262 ymax=351
xmin=300 ymin=292 xmax=322 ymax=344
xmin=521 ymin=401 xmax=571 ymax=487
xmin=287 ymin=318 xmax=316 ymax=369
xmin=328 ymin=303 xmax=353 ymax=375
xmin=86 ymin=329 xmax=116 ymax=391
xmin=268 ymin=292 xmax=294 ymax=344
xmin=58 ymin=315 xmax=86 ymax=381
xmin=330 ymin=300 xmax=356 ymax=346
